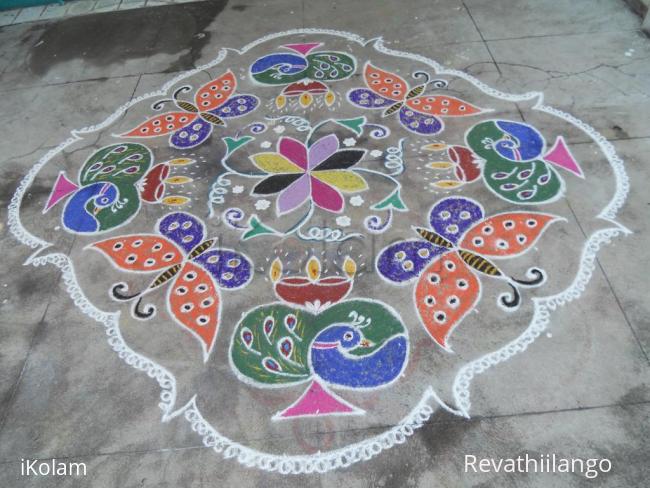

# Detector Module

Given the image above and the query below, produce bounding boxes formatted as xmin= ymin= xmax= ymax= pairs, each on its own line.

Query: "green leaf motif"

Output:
xmin=336 ymin=116 xmax=366 ymax=136
xmin=223 ymin=136 xmax=253 ymax=156
xmin=242 ymin=215 xmax=279 ymax=240
xmin=371 ymin=189 xmax=408 ymax=211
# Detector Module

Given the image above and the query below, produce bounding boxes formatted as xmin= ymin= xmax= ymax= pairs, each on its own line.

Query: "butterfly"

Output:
xmin=376 ymin=197 xmax=561 ymax=351
xmin=120 ymin=71 xmax=259 ymax=150
xmin=348 ymin=63 xmax=484 ymax=135
xmin=89 ymin=212 xmax=253 ymax=361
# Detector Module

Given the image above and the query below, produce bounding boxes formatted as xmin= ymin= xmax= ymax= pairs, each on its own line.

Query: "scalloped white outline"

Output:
xmin=7 ymin=29 xmax=630 ymax=474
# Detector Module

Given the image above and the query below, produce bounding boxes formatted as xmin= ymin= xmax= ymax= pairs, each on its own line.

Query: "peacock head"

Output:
xmin=89 ymin=183 xmax=118 ymax=215
xmin=312 ymin=324 xmax=374 ymax=351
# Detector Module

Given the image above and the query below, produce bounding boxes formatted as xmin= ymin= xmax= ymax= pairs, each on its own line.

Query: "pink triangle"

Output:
xmin=544 ymin=136 xmax=584 ymax=178
xmin=43 ymin=172 xmax=78 ymax=213
xmin=274 ymin=381 xmax=364 ymax=420
xmin=283 ymin=42 xmax=322 ymax=56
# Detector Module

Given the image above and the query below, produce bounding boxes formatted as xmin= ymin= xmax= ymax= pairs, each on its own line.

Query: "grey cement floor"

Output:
xmin=0 ymin=0 xmax=649 ymax=487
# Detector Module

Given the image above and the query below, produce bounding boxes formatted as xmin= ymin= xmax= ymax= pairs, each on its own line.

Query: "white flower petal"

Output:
xmin=350 ymin=195 xmax=364 ymax=207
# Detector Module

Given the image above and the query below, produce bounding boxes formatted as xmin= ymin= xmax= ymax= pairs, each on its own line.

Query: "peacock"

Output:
xmin=230 ymin=299 xmax=408 ymax=419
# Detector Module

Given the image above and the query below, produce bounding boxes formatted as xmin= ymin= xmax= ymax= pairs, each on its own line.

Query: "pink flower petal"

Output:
xmin=310 ymin=176 xmax=344 ymax=213
xmin=278 ymin=137 xmax=308 ymax=170
xmin=277 ymin=174 xmax=310 ymax=215
xmin=308 ymin=134 xmax=339 ymax=170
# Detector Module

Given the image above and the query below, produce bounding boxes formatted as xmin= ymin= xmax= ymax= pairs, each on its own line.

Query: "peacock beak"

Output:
xmin=359 ymin=339 xmax=374 ymax=348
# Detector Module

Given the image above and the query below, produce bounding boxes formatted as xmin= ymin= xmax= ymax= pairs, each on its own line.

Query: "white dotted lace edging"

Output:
xmin=6 ymin=29 xmax=630 ymax=474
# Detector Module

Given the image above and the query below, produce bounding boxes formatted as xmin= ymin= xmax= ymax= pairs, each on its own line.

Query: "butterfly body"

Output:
xmin=90 ymin=212 xmax=253 ymax=361
xmin=348 ymin=63 xmax=484 ymax=135
xmin=377 ymin=197 xmax=560 ymax=350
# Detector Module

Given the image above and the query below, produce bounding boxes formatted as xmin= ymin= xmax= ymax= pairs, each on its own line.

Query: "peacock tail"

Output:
xmin=230 ymin=304 xmax=317 ymax=386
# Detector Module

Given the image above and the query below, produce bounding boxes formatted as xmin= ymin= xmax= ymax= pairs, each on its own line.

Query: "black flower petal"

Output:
xmin=252 ymin=173 xmax=303 ymax=194
xmin=312 ymin=149 xmax=366 ymax=171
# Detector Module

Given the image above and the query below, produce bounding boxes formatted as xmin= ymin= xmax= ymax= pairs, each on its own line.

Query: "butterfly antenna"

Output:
xmin=151 ymin=99 xmax=174 ymax=111
xmin=172 ymin=85 xmax=192 ymax=100
xmin=112 ymin=282 xmax=141 ymax=301
xmin=429 ymin=79 xmax=449 ymax=89
xmin=132 ymin=297 xmax=156 ymax=320
xmin=509 ymin=267 xmax=546 ymax=287
xmin=412 ymin=70 xmax=431 ymax=84
xmin=499 ymin=282 xmax=521 ymax=310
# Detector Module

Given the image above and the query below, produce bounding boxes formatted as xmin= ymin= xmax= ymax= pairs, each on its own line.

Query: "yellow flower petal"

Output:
xmin=312 ymin=170 xmax=368 ymax=192
xmin=249 ymin=153 xmax=303 ymax=174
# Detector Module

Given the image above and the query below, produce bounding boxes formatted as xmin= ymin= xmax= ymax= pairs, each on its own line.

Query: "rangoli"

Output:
xmin=8 ymin=29 xmax=629 ymax=474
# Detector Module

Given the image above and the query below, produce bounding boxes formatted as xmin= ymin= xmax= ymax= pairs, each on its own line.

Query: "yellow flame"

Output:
xmin=421 ymin=143 xmax=447 ymax=152
xmin=306 ymin=256 xmax=321 ymax=281
xmin=299 ymin=92 xmax=313 ymax=108
xmin=168 ymin=158 xmax=195 ymax=166
xmin=270 ymin=258 xmax=282 ymax=283
xmin=275 ymin=95 xmax=286 ymax=109
xmin=324 ymin=90 xmax=335 ymax=106
xmin=343 ymin=256 xmax=356 ymax=279
xmin=164 ymin=176 xmax=193 ymax=185
xmin=427 ymin=161 xmax=454 ymax=170
xmin=431 ymin=180 xmax=463 ymax=189
xmin=162 ymin=195 xmax=191 ymax=205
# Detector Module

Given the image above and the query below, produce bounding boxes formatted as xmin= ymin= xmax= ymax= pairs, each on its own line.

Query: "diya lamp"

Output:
xmin=270 ymin=256 xmax=356 ymax=311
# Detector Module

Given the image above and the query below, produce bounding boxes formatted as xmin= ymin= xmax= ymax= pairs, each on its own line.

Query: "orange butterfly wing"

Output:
xmin=90 ymin=235 xmax=184 ymax=272
xmin=167 ymin=261 xmax=221 ymax=362
xmin=364 ymin=63 xmax=409 ymax=101
xmin=415 ymin=252 xmax=480 ymax=351
xmin=193 ymin=70 xmax=237 ymax=112
xmin=405 ymin=95 xmax=483 ymax=117
xmin=120 ymin=112 xmax=198 ymax=138
xmin=460 ymin=213 xmax=559 ymax=258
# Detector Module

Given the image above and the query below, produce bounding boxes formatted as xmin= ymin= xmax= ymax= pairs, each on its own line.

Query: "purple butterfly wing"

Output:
xmin=377 ymin=239 xmax=445 ymax=284
xmin=157 ymin=212 xmax=206 ymax=254
xmin=398 ymin=106 xmax=443 ymax=135
xmin=194 ymin=249 xmax=252 ymax=289
xmin=211 ymin=95 xmax=259 ymax=120
xmin=348 ymin=88 xmax=395 ymax=109
xmin=169 ymin=118 xmax=213 ymax=149
xmin=428 ymin=197 xmax=484 ymax=245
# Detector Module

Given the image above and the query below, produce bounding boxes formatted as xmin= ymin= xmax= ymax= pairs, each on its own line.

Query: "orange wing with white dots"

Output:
xmin=460 ymin=213 xmax=559 ymax=258
xmin=405 ymin=95 xmax=483 ymax=117
xmin=414 ymin=252 xmax=480 ymax=351
xmin=167 ymin=261 xmax=221 ymax=362
xmin=120 ymin=112 xmax=200 ymax=138
xmin=363 ymin=63 xmax=410 ymax=101
xmin=193 ymin=70 xmax=237 ymax=112
xmin=90 ymin=235 xmax=184 ymax=272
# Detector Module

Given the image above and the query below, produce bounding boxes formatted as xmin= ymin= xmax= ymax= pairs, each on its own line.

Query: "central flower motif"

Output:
xmin=250 ymin=134 xmax=367 ymax=215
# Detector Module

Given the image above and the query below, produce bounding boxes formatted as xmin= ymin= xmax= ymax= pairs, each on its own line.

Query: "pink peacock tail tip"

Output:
xmin=273 ymin=380 xmax=364 ymax=420
xmin=269 ymin=256 xmax=356 ymax=310
xmin=282 ymin=42 xmax=322 ymax=56
xmin=43 ymin=172 xmax=79 ymax=213
xmin=543 ymin=136 xmax=584 ymax=178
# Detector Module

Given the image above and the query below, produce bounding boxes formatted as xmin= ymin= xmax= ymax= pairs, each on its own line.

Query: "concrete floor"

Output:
xmin=0 ymin=0 xmax=649 ymax=486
